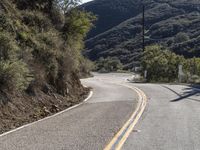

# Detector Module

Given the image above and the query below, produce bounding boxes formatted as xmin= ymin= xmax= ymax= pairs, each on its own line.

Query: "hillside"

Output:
xmin=82 ymin=0 xmax=200 ymax=69
xmin=81 ymin=0 xmax=144 ymax=38
xmin=0 ymin=0 xmax=93 ymax=134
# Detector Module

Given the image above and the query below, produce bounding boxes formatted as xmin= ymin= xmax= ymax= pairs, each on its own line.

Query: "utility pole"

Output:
xmin=142 ymin=4 xmax=147 ymax=81
xmin=142 ymin=5 xmax=145 ymax=52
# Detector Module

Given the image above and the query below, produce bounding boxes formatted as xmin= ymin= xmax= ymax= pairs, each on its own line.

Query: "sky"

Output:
xmin=81 ymin=0 xmax=93 ymax=4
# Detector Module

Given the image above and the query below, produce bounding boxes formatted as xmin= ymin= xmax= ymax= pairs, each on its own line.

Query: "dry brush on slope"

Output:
xmin=0 ymin=0 xmax=95 ymax=134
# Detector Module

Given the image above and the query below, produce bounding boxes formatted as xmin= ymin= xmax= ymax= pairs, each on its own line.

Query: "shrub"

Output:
xmin=22 ymin=11 xmax=52 ymax=32
xmin=0 ymin=14 xmax=13 ymax=32
xmin=0 ymin=60 xmax=31 ymax=91
xmin=174 ymin=32 xmax=190 ymax=43
xmin=0 ymin=32 xmax=32 ymax=91
xmin=95 ymin=57 xmax=123 ymax=72
xmin=0 ymin=0 xmax=96 ymax=96
xmin=188 ymin=75 xmax=200 ymax=83
xmin=79 ymin=57 xmax=94 ymax=76
xmin=62 ymin=9 xmax=96 ymax=42
xmin=0 ymin=32 xmax=18 ymax=60
xmin=142 ymin=45 xmax=186 ymax=82
xmin=142 ymin=45 xmax=200 ymax=83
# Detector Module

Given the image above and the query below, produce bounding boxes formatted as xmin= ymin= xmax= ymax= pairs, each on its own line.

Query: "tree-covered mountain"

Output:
xmin=82 ymin=0 xmax=200 ymax=69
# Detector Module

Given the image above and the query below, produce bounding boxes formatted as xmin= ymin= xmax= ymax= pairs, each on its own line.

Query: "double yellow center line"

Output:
xmin=104 ymin=85 xmax=147 ymax=150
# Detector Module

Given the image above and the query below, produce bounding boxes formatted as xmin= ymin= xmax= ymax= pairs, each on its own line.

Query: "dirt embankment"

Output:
xmin=0 ymin=0 xmax=93 ymax=134
xmin=0 ymin=74 xmax=90 ymax=134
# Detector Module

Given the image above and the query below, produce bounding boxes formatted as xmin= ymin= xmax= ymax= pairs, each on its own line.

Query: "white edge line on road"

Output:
xmin=0 ymin=89 xmax=93 ymax=137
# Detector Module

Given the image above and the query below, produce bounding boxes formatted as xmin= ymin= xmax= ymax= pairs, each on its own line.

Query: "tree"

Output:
xmin=56 ymin=0 xmax=81 ymax=14
xmin=62 ymin=9 xmax=96 ymax=43
xmin=95 ymin=57 xmax=123 ymax=72
xmin=174 ymin=32 xmax=190 ymax=43
xmin=142 ymin=45 xmax=186 ymax=82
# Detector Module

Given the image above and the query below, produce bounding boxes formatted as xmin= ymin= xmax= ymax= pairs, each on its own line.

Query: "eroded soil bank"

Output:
xmin=0 ymin=76 xmax=90 ymax=134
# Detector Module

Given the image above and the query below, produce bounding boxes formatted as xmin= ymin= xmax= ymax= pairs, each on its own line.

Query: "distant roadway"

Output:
xmin=0 ymin=73 xmax=200 ymax=150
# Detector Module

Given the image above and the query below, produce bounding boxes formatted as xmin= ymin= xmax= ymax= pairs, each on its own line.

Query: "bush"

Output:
xmin=174 ymin=32 xmax=190 ymax=43
xmin=142 ymin=45 xmax=200 ymax=83
xmin=142 ymin=45 xmax=186 ymax=82
xmin=0 ymin=32 xmax=18 ymax=60
xmin=0 ymin=0 xmax=96 ymax=96
xmin=0 ymin=32 xmax=32 ymax=91
xmin=22 ymin=11 xmax=52 ymax=32
xmin=95 ymin=57 xmax=123 ymax=72
xmin=0 ymin=61 xmax=31 ymax=91
xmin=188 ymin=75 xmax=200 ymax=83
xmin=0 ymin=14 xmax=13 ymax=32
xmin=62 ymin=9 xmax=96 ymax=42
xmin=79 ymin=57 xmax=94 ymax=76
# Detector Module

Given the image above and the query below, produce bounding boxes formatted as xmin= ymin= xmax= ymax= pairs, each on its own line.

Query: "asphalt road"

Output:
xmin=123 ymin=83 xmax=200 ymax=150
xmin=1 ymin=73 xmax=200 ymax=150
xmin=0 ymin=73 xmax=138 ymax=150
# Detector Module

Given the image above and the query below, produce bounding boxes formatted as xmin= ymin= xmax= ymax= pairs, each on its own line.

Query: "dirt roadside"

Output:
xmin=0 ymin=81 xmax=90 ymax=135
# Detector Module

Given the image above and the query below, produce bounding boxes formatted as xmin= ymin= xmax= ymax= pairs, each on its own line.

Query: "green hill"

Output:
xmin=82 ymin=0 xmax=200 ymax=69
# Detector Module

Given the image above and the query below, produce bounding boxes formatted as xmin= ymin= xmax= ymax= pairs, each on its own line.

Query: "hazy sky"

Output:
xmin=82 ymin=0 xmax=93 ymax=4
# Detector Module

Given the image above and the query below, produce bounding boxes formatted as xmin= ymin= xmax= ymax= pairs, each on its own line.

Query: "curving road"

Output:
xmin=0 ymin=73 xmax=200 ymax=150
xmin=123 ymin=83 xmax=200 ymax=150
xmin=0 ymin=73 xmax=138 ymax=150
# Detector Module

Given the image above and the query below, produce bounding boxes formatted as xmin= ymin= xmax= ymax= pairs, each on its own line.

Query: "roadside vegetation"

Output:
xmin=142 ymin=45 xmax=200 ymax=83
xmin=95 ymin=57 xmax=123 ymax=73
xmin=0 ymin=0 xmax=96 ymax=134
xmin=82 ymin=0 xmax=200 ymax=69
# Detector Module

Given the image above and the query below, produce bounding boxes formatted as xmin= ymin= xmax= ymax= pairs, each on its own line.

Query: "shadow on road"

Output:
xmin=162 ymin=85 xmax=200 ymax=103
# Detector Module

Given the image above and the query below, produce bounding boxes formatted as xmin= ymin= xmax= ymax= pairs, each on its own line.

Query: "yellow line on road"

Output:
xmin=104 ymin=85 xmax=147 ymax=150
